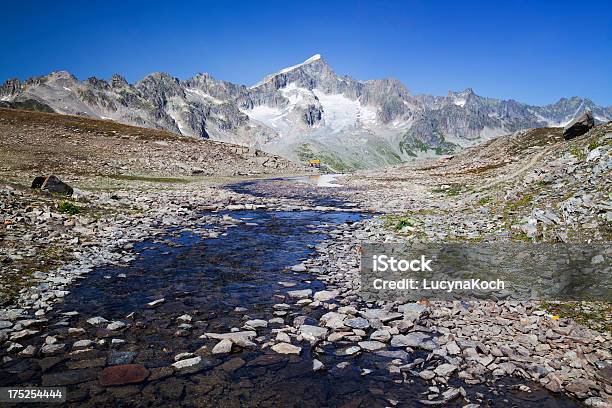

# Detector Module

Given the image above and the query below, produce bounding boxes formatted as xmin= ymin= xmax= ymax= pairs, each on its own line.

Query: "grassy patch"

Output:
xmin=588 ymin=140 xmax=601 ymax=151
xmin=505 ymin=192 xmax=534 ymax=212
xmin=511 ymin=231 xmax=532 ymax=242
xmin=540 ymin=301 xmax=611 ymax=333
xmin=0 ymin=245 xmax=73 ymax=306
xmin=478 ymin=196 xmax=491 ymax=205
xmin=58 ymin=201 xmax=80 ymax=215
xmin=570 ymin=146 xmax=586 ymax=161
xmin=382 ymin=214 xmax=416 ymax=232
xmin=108 ymin=174 xmax=194 ymax=183
xmin=431 ymin=184 xmax=464 ymax=197
xmin=507 ymin=127 xmax=563 ymax=155
xmin=399 ymin=131 xmax=457 ymax=157
xmin=394 ymin=217 xmax=413 ymax=231
xmin=460 ymin=162 xmax=506 ymax=175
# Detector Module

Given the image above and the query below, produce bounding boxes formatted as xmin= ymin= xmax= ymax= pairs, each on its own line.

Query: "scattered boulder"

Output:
xmin=31 ymin=175 xmax=74 ymax=196
xmin=276 ymin=331 xmax=291 ymax=343
xmin=290 ymin=263 xmax=307 ymax=272
xmin=563 ymin=111 xmax=594 ymax=140
xmin=320 ymin=312 xmax=347 ymax=329
xmin=244 ymin=319 xmax=268 ymax=329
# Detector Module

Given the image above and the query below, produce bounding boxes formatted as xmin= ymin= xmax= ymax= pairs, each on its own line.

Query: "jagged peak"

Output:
xmin=142 ymin=72 xmax=176 ymax=80
xmin=111 ymin=74 xmax=128 ymax=87
xmin=446 ymin=88 xmax=476 ymax=107
xmin=448 ymin=88 xmax=475 ymax=97
xmin=47 ymin=70 xmax=77 ymax=81
xmin=136 ymin=72 xmax=181 ymax=88
xmin=250 ymin=54 xmax=326 ymax=89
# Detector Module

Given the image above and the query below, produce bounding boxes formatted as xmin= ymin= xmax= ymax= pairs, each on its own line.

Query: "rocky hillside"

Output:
xmin=346 ymin=121 xmax=611 ymax=245
xmin=2 ymin=55 xmax=611 ymax=170
xmin=0 ymin=108 xmax=305 ymax=183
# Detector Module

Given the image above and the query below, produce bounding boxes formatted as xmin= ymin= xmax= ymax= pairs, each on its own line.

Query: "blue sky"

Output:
xmin=2 ymin=0 xmax=610 ymax=105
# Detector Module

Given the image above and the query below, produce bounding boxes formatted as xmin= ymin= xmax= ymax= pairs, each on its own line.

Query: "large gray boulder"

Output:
xmin=563 ymin=111 xmax=594 ymax=140
xmin=31 ymin=175 xmax=73 ymax=196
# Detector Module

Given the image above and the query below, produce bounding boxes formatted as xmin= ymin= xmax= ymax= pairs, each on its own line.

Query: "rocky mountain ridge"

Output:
xmin=1 ymin=55 xmax=610 ymax=170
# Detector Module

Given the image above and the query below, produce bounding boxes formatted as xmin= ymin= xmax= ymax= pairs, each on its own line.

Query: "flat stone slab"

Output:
xmin=205 ymin=331 xmax=256 ymax=341
xmin=245 ymin=354 xmax=286 ymax=367
xmin=42 ymin=369 xmax=97 ymax=386
xmin=298 ymin=324 xmax=328 ymax=340
xmin=287 ymin=289 xmax=312 ymax=299
xmin=212 ymin=339 xmax=233 ymax=354
xmin=360 ymin=309 xmax=403 ymax=323
xmin=358 ymin=341 xmax=386 ymax=351
xmin=320 ymin=312 xmax=347 ymax=329
xmin=271 ymin=343 xmax=301 ymax=355
xmin=313 ymin=290 xmax=338 ymax=302
xmin=108 ymin=350 xmax=137 ymax=366
xmin=390 ymin=332 xmax=437 ymax=350
xmin=434 ymin=363 xmax=458 ymax=377
xmin=344 ymin=317 xmax=370 ymax=329
xmin=217 ymin=357 xmax=246 ymax=373
xmin=172 ymin=356 xmax=202 ymax=371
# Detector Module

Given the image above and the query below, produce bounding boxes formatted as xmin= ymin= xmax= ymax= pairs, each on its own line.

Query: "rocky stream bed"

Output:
xmin=0 ymin=176 xmax=606 ymax=407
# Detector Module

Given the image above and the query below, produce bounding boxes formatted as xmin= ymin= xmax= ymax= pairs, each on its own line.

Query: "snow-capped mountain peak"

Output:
xmin=250 ymin=54 xmax=324 ymax=89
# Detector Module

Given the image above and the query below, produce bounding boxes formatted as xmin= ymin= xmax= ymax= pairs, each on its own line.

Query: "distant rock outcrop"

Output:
xmin=563 ymin=111 xmax=595 ymax=140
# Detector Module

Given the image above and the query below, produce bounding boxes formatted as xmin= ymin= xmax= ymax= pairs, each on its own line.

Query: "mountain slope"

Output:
xmin=1 ymin=55 xmax=610 ymax=170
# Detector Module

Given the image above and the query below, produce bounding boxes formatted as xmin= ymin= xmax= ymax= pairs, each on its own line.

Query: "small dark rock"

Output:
xmin=217 ymin=357 xmax=246 ymax=373
xmin=245 ymin=354 xmax=286 ymax=367
xmin=107 ymin=350 xmax=137 ymax=366
xmin=37 ymin=357 xmax=66 ymax=372
xmin=158 ymin=377 xmax=186 ymax=400
xmin=147 ymin=366 xmax=174 ymax=381
xmin=67 ymin=357 xmax=107 ymax=370
xmin=106 ymin=385 xmax=141 ymax=398
xmin=42 ymin=369 xmax=98 ymax=386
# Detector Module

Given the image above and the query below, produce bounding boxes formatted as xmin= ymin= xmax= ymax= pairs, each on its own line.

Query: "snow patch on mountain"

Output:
xmin=312 ymin=90 xmax=377 ymax=132
xmin=247 ymin=105 xmax=284 ymax=129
